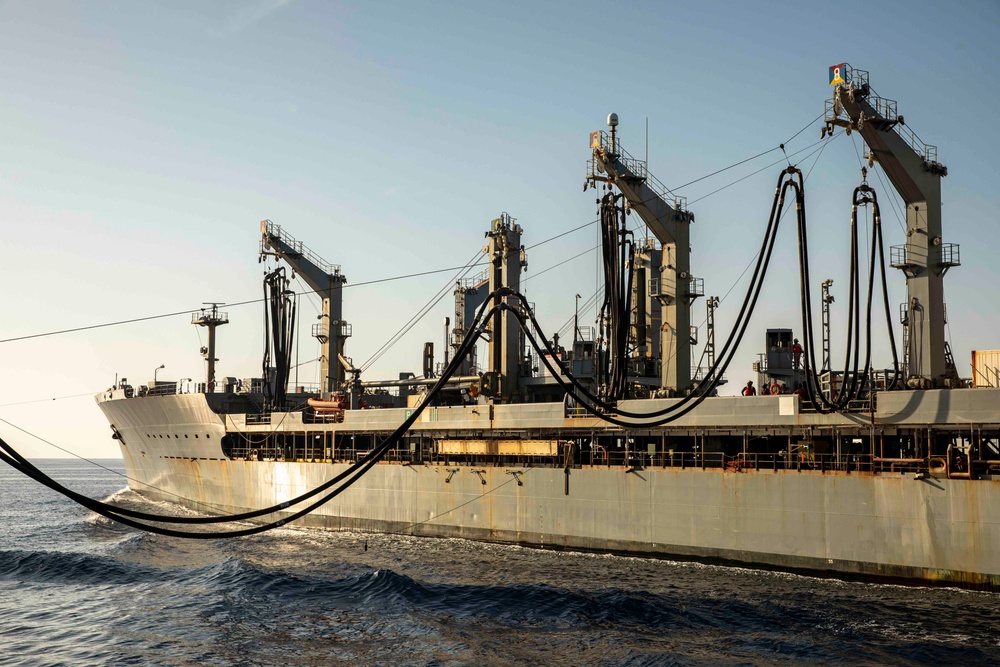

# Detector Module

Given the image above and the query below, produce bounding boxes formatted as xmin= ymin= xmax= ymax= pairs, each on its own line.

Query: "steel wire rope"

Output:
xmin=524 ymin=219 xmax=598 ymax=250
xmin=0 ymin=307 xmax=215 ymax=344
xmin=363 ymin=232 xmax=617 ymax=373
xmin=685 ymin=137 xmax=830 ymax=207
xmin=609 ymin=112 xmax=828 ymax=216
xmin=577 ymin=135 xmax=834 ymax=407
xmin=2 ymin=295 xmax=500 ymax=523
xmin=0 ymin=154 xmax=856 ymax=522
xmin=688 ymin=191 xmax=803 ymax=382
xmin=359 ymin=247 xmax=485 ymax=374
xmin=0 ymin=392 xmax=96 ymax=408
xmin=595 ymin=111 xmax=825 ymax=212
xmin=670 ymin=146 xmax=781 ymax=192
xmin=721 ymin=136 xmax=836 ymax=301
xmin=521 ymin=245 xmax=598 ymax=284
xmin=1 ymin=125 xmax=830 ymax=350
xmin=389 ymin=474 xmax=520 ymax=537
xmin=854 ymin=127 xmax=925 ymax=243
xmin=555 ymin=290 xmax=600 ymax=340
xmin=0 ymin=415 xmax=255 ymax=516
xmin=646 ymin=137 xmax=836 ymax=384
xmin=1 ymin=132 xmax=827 ymax=350
xmin=292 ymin=356 xmax=320 ymax=370
xmin=505 ymin=168 xmax=790 ymax=423
xmin=0 ymin=220 xmax=607 ymax=346
xmin=0 ymin=393 xmax=298 ymax=506
xmin=0 ymin=294 xmax=503 ymax=537
xmin=869 ymin=159 xmax=908 ymax=234
xmin=533 ymin=145 xmax=840 ymax=418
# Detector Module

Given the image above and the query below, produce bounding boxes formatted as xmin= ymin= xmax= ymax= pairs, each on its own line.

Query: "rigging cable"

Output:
xmin=359 ymin=247 xmax=485 ymax=374
xmin=0 ymin=392 xmax=96 ymax=408
xmin=503 ymin=167 xmax=792 ymax=424
xmin=0 ymin=155 xmax=908 ymax=536
xmin=1 ymin=113 xmax=832 ymax=350
xmin=0 ymin=292 xmax=502 ymax=538
xmin=687 ymin=136 xmax=831 ymax=206
xmin=657 ymin=134 xmax=839 ymax=376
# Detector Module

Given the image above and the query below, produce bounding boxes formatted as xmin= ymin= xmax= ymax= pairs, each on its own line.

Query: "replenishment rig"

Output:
xmin=96 ymin=66 xmax=1000 ymax=588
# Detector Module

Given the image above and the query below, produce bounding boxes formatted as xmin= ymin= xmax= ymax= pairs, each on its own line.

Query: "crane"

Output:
xmin=259 ymin=220 xmax=350 ymax=395
xmin=586 ymin=114 xmax=700 ymax=394
xmin=823 ymin=64 xmax=959 ymax=387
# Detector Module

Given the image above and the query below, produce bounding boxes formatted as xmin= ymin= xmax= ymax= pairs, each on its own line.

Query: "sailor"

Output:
xmin=742 ymin=380 xmax=756 ymax=396
xmin=792 ymin=338 xmax=803 ymax=369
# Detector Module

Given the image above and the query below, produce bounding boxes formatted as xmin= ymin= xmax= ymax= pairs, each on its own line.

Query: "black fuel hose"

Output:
xmin=0 ymin=297 xmax=501 ymax=537
xmin=513 ymin=169 xmax=792 ymax=420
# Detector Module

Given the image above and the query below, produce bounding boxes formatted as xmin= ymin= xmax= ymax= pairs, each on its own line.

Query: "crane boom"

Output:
xmin=587 ymin=120 xmax=698 ymax=393
xmin=260 ymin=220 xmax=349 ymax=393
xmin=824 ymin=65 xmax=959 ymax=386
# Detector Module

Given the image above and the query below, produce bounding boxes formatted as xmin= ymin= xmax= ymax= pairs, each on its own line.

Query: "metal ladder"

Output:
xmin=944 ymin=341 xmax=959 ymax=380
xmin=901 ymin=323 xmax=910 ymax=375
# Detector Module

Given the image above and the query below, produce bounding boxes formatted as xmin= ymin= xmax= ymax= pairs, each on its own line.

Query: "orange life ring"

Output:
xmin=770 ymin=383 xmax=782 ymax=395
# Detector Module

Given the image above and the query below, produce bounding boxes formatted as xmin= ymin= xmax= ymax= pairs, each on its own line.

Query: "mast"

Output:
xmin=485 ymin=212 xmax=526 ymax=401
xmin=192 ymin=302 xmax=229 ymax=389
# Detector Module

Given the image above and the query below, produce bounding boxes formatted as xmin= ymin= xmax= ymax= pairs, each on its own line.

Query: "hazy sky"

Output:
xmin=2 ymin=0 xmax=998 ymax=458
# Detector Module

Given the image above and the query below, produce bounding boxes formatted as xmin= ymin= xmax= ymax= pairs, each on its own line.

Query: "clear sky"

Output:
xmin=2 ymin=0 xmax=998 ymax=458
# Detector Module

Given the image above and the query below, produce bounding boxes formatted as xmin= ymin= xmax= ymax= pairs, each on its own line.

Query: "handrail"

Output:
xmin=590 ymin=130 xmax=689 ymax=213
xmin=831 ymin=64 xmax=940 ymax=165
xmin=262 ymin=219 xmax=342 ymax=276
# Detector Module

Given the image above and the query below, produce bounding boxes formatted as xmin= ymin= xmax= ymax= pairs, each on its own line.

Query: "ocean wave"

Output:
xmin=171 ymin=557 xmax=698 ymax=630
xmin=0 ymin=548 xmax=165 ymax=585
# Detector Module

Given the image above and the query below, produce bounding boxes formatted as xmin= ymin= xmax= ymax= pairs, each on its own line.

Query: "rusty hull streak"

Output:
xmin=98 ymin=394 xmax=1000 ymax=590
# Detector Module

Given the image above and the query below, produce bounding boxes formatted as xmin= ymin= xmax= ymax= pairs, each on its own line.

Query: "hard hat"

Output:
xmin=747 ymin=380 xmax=753 ymax=385
xmin=793 ymin=338 xmax=799 ymax=342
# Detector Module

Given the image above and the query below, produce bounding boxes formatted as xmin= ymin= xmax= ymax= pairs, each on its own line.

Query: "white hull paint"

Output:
xmin=96 ymin=391 xmax=1000 ymax=588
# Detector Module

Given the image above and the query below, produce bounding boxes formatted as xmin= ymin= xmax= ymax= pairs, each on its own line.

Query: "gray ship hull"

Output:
xmin=96 ymin=390 xmax=1000 ymax=588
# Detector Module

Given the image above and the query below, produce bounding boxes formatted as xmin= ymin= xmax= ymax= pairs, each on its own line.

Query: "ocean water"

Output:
xmin=1 ymin=460 xmax=998 ymax=667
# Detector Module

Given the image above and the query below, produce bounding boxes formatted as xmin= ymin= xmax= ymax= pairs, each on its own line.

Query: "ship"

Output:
xmin=95 ymin=65 xmax=1000 ymax=589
